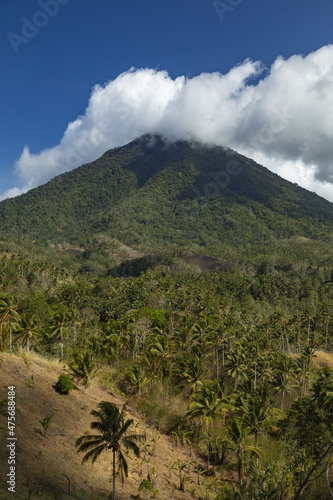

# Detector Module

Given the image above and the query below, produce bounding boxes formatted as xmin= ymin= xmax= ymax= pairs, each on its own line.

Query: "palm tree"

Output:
xmin=148 ymin=334 xmax=174 ymax=383
xmin=311 ymin=366 xmax=333 ymax=419
xmin=234 ymin=383 xmax=273 ymax=447
xmin=224 ymin=346 xmax=247 ymax=389
xmin=319 ymin=310 xmax=332 ymax=351
xmin=181 ymin=353 xmax=207 ymax=395
xmin=255 ymin=354 xmax=275 ymax=386
xmin=206 ymin=322 xmax=231 ymax=379
xmin=67 ymin=351 xmax=97 ymax=394
xmin=50 ymin=309 xmax=73 ymax=358
xmin=125 ymin=365 xmax=148 ymax=396
xmin=76 ymin=401 xmax=143 ymax=500
xmin=270 ymin=355 xmax=295 ymax=410
xmin=227 ymin=418 xmax=261 ymax=485
xmin=295 ymin=346 xmax=316 ymax=396
xmin=187 ymin=383 xmax=229 ymax=461
xmin=0 ymin=294 xmax=21 ymax=353
xmin=241 ymin=394 xmax=271 ymax=447
xmin=16 ymin=312 xmax=41 ymax=352
xmin=300 ymin=308 xmax=316 ymax=347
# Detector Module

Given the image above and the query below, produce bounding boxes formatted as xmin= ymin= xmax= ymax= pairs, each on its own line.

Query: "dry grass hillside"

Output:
xmin=0 ymin=352 xmax=209 ymax=500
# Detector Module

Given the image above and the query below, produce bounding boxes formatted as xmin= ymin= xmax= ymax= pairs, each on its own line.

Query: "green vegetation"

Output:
xmin=1 ymin=135 xmax=333 ymax=497
xmin=54 ymin=373 xmax=74 ymax=395
xmin=76 ymin=401 xmax=142 ymax=500
xmin=1 ymin=135 xmax=333 ymax=250
xmin=39 ymin=414 xmax=53 ymax=437
xmin=67 ymin=351 xmax=97 ymax=394
xmin=1 ymin=233 xmax=333 ymax=497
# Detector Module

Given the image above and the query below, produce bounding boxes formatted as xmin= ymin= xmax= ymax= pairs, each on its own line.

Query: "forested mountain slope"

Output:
xmin=1 ymin=134 xmax=333 ymax=248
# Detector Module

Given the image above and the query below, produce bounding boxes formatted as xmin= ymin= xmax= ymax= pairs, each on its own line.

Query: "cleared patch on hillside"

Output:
xmin=294 ymin=236 xmax=311 ymax=242
xmin=313 ymin=350 xmax=333 ymax=370
xmin=183 ymin=254 xmax=234 ymax=272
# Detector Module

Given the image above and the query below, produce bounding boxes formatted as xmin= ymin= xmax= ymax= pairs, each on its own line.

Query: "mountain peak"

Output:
xmin=0 ymin=136 xmax=332 ymax=248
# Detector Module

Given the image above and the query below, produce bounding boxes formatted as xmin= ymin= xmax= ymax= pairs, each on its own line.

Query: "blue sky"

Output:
xmin=2 ymin=0 xmax=333 ymax=200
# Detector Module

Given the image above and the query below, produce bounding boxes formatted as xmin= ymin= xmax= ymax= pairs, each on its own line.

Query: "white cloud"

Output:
xmin=2 ymin=45 xmax=333 ymax=201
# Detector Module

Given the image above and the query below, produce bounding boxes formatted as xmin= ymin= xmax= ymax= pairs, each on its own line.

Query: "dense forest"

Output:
xmin=1 ymin=135 xmax=333 ymax=248
xmin=1 ymin=137 xmax=333 ymax=499
xmin=1 ymin=232 xmax=333 ymax=499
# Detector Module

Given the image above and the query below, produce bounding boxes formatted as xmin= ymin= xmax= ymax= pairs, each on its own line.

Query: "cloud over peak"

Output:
xmin=2 ymin=45 xmax=333 ymax=201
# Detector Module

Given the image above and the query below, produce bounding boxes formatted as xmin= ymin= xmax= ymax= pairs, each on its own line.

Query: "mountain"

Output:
xmin=1 ymin=134 xmax=333 ymax=249
xmin=2 ymin=137 xmax=333 ymax=500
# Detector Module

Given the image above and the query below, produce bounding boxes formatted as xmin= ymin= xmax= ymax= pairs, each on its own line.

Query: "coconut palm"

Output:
xmin=148 ymin=335 xmax=174 ymax=382
xmin=224 ymin=346 xmax=248 ymax=389
xmin=187 ymin=382 xmax=229 ymax=461
xmin=234 ymin=383 xmax=273 ymax=447
xmin=125 ymin=365 xmax=148 ymax=396
xmin=76 ymin=401 xmax=142 ymax=500
xmin=0 ymin=294 xmax=21 ymax=353
xmin=16 ymin=312 xmax=41 ymax=352
xmin=50 ymin=309 xmax=73 ymax=358
xmin=295 ymin=346 xmax=316 ymax=396
xmin=270 ymin=355 xmax=296 ymax=410
xmin=67 ymin=351 xmax=97 ymax=394
xmin=319 ymin=310 xmax=332 ymax=351
xmin=255 ymin=354 xmax=275 ymax=386
xmin=227 ymin=418 xmax=261 ymax=485
xmin=311 ymin=366 xmax=333 ymax=419
xmin=181 ymin=353 xmax=207 ymax=395
xmin=205 ymin=323 xmax=232 ymax=379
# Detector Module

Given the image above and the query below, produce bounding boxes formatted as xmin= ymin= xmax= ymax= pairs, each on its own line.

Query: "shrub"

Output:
xmin=54 ymin=374 xmax=74 ymax=395
xmin=40 ymin=414 xmax=53 ymax=437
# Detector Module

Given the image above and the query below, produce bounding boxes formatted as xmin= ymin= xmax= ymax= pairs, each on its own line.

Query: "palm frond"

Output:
xmin=122 ymin=439 xmax=140 ymax=457
xmin=118 ymin=418 xmax=134 ymax=438
xmin=81 ymin=443 xmax=108 ymax=464
xmin=118 ymin=449 xmax=129 ymax=478
xmin=90 ymin=409 xmax=115 ymax=433
xmin=90 ymin=420 xmax=113 ymax=434
xmin=75 ymin=434 xmax=105 ymax=447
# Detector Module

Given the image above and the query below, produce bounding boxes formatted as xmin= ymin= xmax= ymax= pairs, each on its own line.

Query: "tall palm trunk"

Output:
xmin=9 ymin=313 xmax=12 ymax=354
xmin=237 ymin=446 xmax=243 ymax=485
xmin=72 ymin=321 xmax=77 ymax=354
xmin=216 ymin=346 xmax=219 ymax=380
xmin=113 ymin=448 xmax=116 ymax=500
